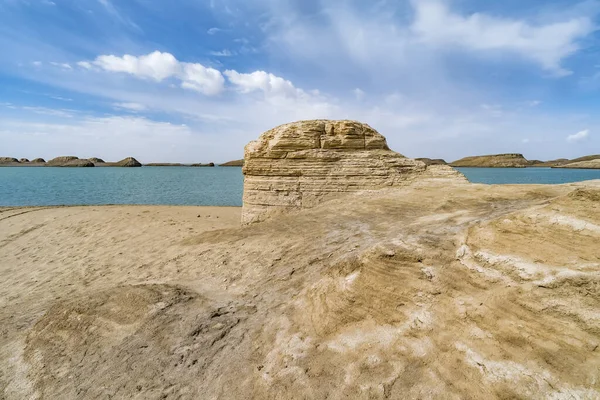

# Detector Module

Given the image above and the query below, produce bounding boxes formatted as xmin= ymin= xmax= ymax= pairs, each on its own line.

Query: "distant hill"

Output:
xmin=554 ymin=159 xmax=600 ymax=169
xmin=220 ymin=159 xmax=244 ymax=167
xmin=450 ymin=154 xmax=529 ymax=168
xmin=415 ymin=158 xmax=447 ymax=166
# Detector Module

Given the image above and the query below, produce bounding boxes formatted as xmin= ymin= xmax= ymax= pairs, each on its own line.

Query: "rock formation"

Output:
xmin=554 ymin=159 xmax=600 ymax=169
xmin=89 ymin=158 xmax=105 ymax=164
xmin=191 ymin=162 xmax=215 ymax=167
xmin=47 ymin=156 xmax=79 ymax=166
xmin=530 ymin=158 xmax=570 ymax=167
xmin=63 ymin=159 xmax=95 ymax=167
xmin=416 ymin=158 xmax=447 ymax=165
xmin=19 ymin=158 xmax=30 ymax=163
xmin=0 ymin=157 xmax=19 ymax=164
xmin=242 ymin=120 xmax=466 ymax=224
xmin=114 ymin=157 xmax=142 ymax=167
xmin=220 ymin=159 xmax=244 ymax=167
xmin=450 ymin=153 xmax=529 ymax=168
xmin=31 ymin=158 xmax=46 ymax=163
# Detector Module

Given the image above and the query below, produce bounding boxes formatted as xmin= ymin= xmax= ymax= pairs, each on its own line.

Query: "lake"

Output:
xmin=1 ymin=166 xmax=599 ymax=207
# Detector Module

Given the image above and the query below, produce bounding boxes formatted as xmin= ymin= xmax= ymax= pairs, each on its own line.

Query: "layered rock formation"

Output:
xmin=242 ymin=120 xmax=466 ymax=224
xmin=89 ymin=158 xmax=105 ymax=164
xmin=64 ymin=159 xmax=95 ymax=167
xmin=450 ymin=153 xmax=529 ymax=168
xmin=31 ymin=158 xmax=46 ymax=164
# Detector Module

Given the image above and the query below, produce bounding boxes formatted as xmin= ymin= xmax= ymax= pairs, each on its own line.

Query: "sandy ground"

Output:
xmin=1 ymin=181 xmax=599 ymax=399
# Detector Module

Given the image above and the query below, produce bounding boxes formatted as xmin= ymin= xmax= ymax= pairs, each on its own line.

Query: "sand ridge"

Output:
xmin=1 ymin=181 xmax=599 ymax=399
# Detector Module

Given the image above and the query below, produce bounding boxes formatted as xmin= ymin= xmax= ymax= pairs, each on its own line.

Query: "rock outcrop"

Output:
xmin=530 ymin=158 xmax=570 ymax=167
xmin=416 ymin=158 xmax=447 ymax=165
xmin=191 ymin=163 xmax=215 ymax=167
xmin=63 ymin=159 xmax=95 ymax=167
xmin=0 ymin=157 xmax=19 ymax=164
xmin=47 ymin=156 xmax=79 ymax=166
xmin=19 ymin=158 xmax=30 ymax=163
xmin=220 ymin=159 xmax=244 ymax=167
xmin=450 ymin=153 xmax=529 ymax=168
xmin=114 ymin=157 xmax=142 ymax=167
xmin=242 ymin=120 xmax=466 ymax=224
xmin=89 ymin=158 xmax=105 ymax=164
xmin=31 ymin=158 xmax=46 ymax=163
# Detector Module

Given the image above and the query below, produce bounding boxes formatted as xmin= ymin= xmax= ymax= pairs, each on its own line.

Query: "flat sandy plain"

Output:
xmin=1 ymin=180 xmax=599 ymax=399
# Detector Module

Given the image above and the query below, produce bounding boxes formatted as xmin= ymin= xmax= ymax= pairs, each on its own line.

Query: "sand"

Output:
xmin=1 ymin=181 xmax=599 ymax=399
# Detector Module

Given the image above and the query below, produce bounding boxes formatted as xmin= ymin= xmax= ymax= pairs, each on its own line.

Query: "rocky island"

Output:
xmin=1 ymin=120 xmax=599 ymax=399
xmin=450 ymin=153 xmax=530 ymax=168
xmin=220 ymin=159 xmax=244 ymax=166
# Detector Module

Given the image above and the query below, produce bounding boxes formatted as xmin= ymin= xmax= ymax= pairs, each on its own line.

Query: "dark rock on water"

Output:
xmin=191 ymin=162 xmax=215 ymax=167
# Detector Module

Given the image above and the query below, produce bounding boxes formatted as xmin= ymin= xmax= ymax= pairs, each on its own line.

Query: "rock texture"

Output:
xmin=220 ymin=159 xmax=244 ymax=167
xmin=242 ymin=120 xmax=466 ymax=224
xmin=450 ymin=153 xmax=529 ymax=168
xmin=31 ymin=158 xmax=46 ymax=164
xmin=89 ymin=158 xmax=105 ymax=164
xmin=19 ymin=158 xmax=30 ymax=163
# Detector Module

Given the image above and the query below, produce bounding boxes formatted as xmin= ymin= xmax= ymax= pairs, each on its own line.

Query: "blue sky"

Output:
xmin=1 ymin=0 xmax=599 ymax=163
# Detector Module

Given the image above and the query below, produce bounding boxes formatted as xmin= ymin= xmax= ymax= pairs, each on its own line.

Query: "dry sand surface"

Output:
xmin=1 ymin=181 xmax=599 ymax=399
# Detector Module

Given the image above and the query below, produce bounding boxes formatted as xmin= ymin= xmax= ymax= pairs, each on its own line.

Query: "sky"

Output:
xmin=1 ymin=0 xmax=599 ymax=163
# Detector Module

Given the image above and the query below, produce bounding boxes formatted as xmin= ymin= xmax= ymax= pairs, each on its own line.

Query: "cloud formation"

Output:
xmin=411 ymin=0 xmax=594 ymax=76
xmin=567 ymin=129 xmax=590 ymax=142
xmin=91 ymin=51 xmax=225 ymax=95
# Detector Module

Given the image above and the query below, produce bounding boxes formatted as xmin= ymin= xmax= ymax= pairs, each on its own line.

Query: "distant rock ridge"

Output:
xmin=450 ymin=153 xmax=529 ymax=168
xmin=555 ymin=159 xmax=600 ymax=169
xmin=241 ymin=119 xmax=466 ymax=224
xmin=220 ymin=159 xmax=244 ymax=167
xmin=416 ymin=158 xmax=447 ymax=166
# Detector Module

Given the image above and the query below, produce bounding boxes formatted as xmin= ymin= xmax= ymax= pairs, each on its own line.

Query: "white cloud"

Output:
xmin=90 ymin=51 xmax=225 ymax=95
xmin=32 ymin=61 xmax=42 ymax=67
xmin=93 ymin=51 xmax=179 ymax=81
xmin=77 ymin=61 xmax=92 ymax=69
xmin=207 ymin=27 xmax=221 ymax=35
xmin=209 ymin=49 xmax=235 ymax=57
xmin=224 ymin=70 xmax=306 ymax=99
xmin=113 ymin=102 xmax=147 ymax=111
xmin=411 ymin=0 xmax=594 ymax=76
xmin=180 ymin=63 xmax=225 ymax=95
xmin=567 ymin=129 xmax=590 ymax=142
xmin=50 ymin=62 xmax=72 ymax=70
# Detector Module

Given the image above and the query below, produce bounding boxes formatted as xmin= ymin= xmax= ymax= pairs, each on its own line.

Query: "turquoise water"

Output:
xmin=0 ymin=167 xmax=244 ymax=207
xmin=456 ymin=167 xmax=600 ymax=185
xmin=1 ymin=166 xmax=599 ymax=207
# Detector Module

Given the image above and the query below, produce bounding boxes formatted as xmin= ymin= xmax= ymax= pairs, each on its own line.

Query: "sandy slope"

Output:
xmin=1 ymin=182 xmax=599 ymax=399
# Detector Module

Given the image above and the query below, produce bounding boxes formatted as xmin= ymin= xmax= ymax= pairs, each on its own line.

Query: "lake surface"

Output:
xmin=0 ymin=167 xmax=244 ymax=207
xmin=456 ymin=167 xmax=600 ymax=185
xmin=1 ymin=166 xmax=599 ymax=207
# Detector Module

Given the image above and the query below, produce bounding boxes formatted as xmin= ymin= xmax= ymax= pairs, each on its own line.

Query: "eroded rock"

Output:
xmin=242 ymin=120 xmax=465 ymax=224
